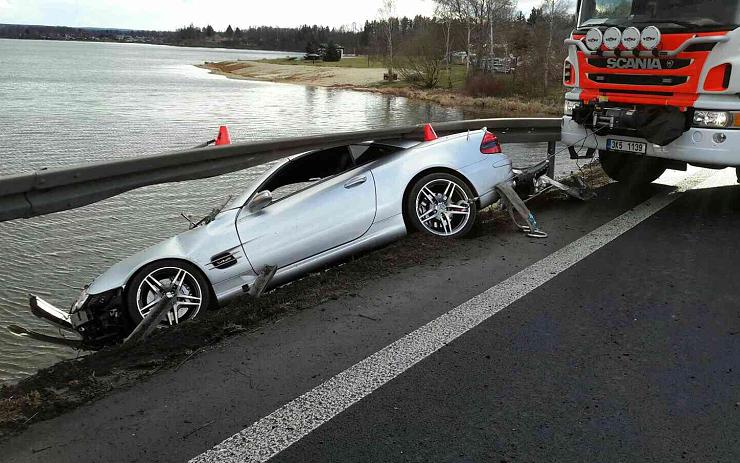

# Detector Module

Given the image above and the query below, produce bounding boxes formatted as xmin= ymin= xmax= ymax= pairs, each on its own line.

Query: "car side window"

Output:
xmin=260 ymin=146 xmax=355 ymax=202
xmin=350 ymin=144 xmax=398 ymax=166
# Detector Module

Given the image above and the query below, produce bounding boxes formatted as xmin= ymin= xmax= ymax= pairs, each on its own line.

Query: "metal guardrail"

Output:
xmin=0 ymin=118 xmax=562 ymax=223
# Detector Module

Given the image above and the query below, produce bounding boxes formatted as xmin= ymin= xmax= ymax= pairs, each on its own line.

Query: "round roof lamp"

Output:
xmin=603 ymin=27 xmax=622 ymax=50
xmin=585 ymin=28 xmax=603 ymax=51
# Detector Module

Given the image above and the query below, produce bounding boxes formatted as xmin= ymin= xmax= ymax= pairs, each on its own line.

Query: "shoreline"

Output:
xmin=199 ymin=61 xmax=562 ymax=117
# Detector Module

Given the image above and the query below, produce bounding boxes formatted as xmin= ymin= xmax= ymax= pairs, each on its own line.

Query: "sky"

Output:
xmin=0 ymin=0 xmax=544 ymax=31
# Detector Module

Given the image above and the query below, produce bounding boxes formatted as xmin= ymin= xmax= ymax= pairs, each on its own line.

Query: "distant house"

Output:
xmin=479 ymin=55 xmax=519 ymax=74
xmin=317 ymin=43 xmax=344 ymax=60
xmin=450 ymin=51 xmax=475 ymax=65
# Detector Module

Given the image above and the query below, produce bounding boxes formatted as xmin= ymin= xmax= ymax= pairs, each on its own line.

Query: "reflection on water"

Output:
xmin=0 ymin=39 xmax=572 ymax=383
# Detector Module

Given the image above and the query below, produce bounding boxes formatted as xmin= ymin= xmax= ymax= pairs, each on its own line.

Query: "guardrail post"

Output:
xmin=547 ymin=141 xmax=556 ymax=179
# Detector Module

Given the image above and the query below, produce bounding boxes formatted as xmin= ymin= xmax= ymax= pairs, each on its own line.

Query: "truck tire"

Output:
xmin=599 ymin=150 xmax=666 ymax=185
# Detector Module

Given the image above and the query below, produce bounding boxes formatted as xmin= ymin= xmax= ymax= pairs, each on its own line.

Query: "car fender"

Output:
xmin=87 ymin=209 xmax=249 ymax=295
xmin=371 ymin=130 xmax=496 ymax=222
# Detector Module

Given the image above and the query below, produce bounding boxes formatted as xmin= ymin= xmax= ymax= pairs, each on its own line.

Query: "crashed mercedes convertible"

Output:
xmin=23 ymin=126 xmax=517 ymax=348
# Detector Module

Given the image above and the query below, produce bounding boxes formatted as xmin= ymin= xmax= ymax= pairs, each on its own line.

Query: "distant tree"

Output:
xmin=234 ymin=27 xmax=243 ymax=41
xmin=400 ymin=17 xmax=413 ymax=34
xmin=205 ymin=25 xmax=215 ymax=37
xmin=378 ymin=0 xmax=397 ymax=79
xmin=225 ymin=25 xmax=234 ymax=39
xmin=397 ymin=25 xmax=444 ymax=88
xmin=305 ymin=40 xmax=319 ymax=54
xmin=527 ymin=7 xmax=542 ymax=25
xmin=324 ymin=42 xmax=343 ymax=61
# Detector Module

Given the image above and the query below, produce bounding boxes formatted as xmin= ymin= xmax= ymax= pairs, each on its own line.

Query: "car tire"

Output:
xmin=599 ymin=150 xmax=666 ymax=185
xmin=125 ymin=259 xmax=211 ymax=326
xmin=406 ymin=172 xmax=477 ymax=238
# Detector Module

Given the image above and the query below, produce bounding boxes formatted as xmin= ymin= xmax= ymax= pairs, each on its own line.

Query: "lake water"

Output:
xmin=0 ymin=39 xmax=571 ymax=383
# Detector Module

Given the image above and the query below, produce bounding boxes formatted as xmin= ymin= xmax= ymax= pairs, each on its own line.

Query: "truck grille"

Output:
xmin=587 ymin=74 xmax=689 ymax=86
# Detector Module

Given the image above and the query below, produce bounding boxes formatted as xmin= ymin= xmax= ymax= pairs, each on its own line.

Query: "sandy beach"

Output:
xmin=199 ymin=60 xmax=386 ymax=87
xmin=199 ymin=60 xmax=562 ymax=117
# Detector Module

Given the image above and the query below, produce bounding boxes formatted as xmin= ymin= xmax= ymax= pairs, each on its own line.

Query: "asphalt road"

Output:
xmin=2 ymin=168 xmax=739 ymax=462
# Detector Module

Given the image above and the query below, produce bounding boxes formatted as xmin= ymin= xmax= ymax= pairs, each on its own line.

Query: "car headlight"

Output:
xmin=71 ymin=286 xmax=90 ymax=313
xmin=692 ymin=110 xmax=733 ymax=128
xmin=564 ymin=100 xmax=580 ymax=116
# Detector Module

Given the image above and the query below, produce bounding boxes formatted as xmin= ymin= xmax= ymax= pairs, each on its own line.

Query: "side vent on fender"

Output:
xmin=211 ymin=252 xmax=237 ymax=269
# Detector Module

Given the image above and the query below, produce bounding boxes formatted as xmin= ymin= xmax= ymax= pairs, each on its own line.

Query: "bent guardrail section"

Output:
xmin=0 ymin=118 xmax=562 ymax=223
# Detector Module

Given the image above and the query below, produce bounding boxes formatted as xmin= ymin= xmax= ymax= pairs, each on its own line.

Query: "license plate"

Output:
xmin=607 ymin=139 xmax=647 ymax=154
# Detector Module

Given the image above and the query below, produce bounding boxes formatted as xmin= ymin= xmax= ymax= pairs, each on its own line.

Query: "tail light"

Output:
xmin=563 ymin=60 xmax=574 ymax=86
xmin=480 ymin=131 xmax=502 ymax=154
xmin=704 ymin=63 xmax=732 ymax=91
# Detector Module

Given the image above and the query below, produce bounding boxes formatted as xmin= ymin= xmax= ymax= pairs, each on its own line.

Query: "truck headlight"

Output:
xmin=564 ymin=100 xmax=580 ymax=116
xmin=692 ymin=111 xmax=732 ymax=128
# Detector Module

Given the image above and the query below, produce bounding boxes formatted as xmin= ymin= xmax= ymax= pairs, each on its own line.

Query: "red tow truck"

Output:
xmin=562 ymin=0 xmax=740 ymax=184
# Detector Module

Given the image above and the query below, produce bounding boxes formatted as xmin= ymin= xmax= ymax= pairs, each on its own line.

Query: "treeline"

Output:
xmin=364 ymin=0 xmax=577 ymax=96
xmin=172 ymin=24 xmax=361 ymax=52
xmin=0 ymin=23 xmax=165 ymax=42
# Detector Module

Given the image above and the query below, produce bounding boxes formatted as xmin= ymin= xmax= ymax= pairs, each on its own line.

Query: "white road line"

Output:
xmin=191 ymin=169 xmax=725 ymax=463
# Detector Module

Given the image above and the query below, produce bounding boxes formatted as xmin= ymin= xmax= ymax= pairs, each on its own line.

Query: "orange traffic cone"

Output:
xmin=423 ymin=123 xmax=438 ymax=141
xmin=215 ymin=126 xmax=231 ymax=146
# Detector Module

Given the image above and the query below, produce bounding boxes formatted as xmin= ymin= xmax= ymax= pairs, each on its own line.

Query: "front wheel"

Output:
xmin=599 ymin=150 xmax=666 ymax=185
xmin=406 ymin=172 xmax=477 ymax=238
xmin=125 ymin=260 xmax=211 ymax=327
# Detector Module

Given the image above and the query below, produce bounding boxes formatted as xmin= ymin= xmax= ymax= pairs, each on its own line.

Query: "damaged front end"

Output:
xmin=13 ymin=287 xmax=132 ymax=350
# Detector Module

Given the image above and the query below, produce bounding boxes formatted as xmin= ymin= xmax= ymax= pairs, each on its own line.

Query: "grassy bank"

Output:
xmin=202 ymin=57 xmax=563 ymax=117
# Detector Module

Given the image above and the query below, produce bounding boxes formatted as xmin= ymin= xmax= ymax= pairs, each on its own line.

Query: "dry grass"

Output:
xmin=352 ymin=86 xmax=562 ymax=117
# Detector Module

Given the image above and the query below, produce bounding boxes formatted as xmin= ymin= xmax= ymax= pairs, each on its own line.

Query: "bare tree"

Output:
xmin=435 ymin=0 xmax=516 ymax=73
xmin=434 ymin=2 xmax=456 ymax=87
xmin=378 ymin=0 xmax=397 ymax=79
xmin=435 ymin=0 xmax=474 ymax=74
xmin=397 ymin=25 xmax=445 ymax=89
xmin=542 ymin=0 xmax=572 ymax=91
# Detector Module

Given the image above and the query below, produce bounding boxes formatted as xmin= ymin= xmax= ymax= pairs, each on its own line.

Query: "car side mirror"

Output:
xmin=247 ymin=190 xmax=272 ymax=212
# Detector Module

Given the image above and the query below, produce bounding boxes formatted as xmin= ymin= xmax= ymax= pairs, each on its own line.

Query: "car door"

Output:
xmin=236 ymin=165 xmax=376 ymax=272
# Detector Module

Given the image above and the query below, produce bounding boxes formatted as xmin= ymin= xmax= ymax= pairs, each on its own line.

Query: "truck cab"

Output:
xmin=562 ymin=0 xmax=740 ymax=184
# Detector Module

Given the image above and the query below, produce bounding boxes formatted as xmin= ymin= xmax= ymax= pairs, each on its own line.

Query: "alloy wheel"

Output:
xmin=134 ymin=266 xmax=204 ymax=325
xmin=414 ymin=178 xmax=472 ymax=236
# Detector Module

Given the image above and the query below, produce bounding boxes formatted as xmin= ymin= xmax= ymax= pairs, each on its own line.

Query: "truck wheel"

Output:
xmin=599 ymin=150 xmax=666 ymax=185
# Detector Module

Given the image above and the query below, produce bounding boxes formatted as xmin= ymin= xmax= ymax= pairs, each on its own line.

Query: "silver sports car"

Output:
xmin=26 ymin=126 xmax=514 ymax=347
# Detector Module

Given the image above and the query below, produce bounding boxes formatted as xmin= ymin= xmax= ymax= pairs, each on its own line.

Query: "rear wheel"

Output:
xmin=406 ymin=172 xmax=477 ymax=238
xmin=599 ymin=150 xmax=666 ymax=185
xmin=125 ymin=260 xmax=211 ymax=326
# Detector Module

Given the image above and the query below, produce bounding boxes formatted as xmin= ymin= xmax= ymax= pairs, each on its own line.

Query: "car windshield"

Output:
xmin=578 ymin=0 xmax=740 ymax=29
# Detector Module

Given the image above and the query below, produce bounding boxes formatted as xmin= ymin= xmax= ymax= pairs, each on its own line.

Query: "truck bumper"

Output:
xmin=562 ymin=116 xmax=740 ymax=167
